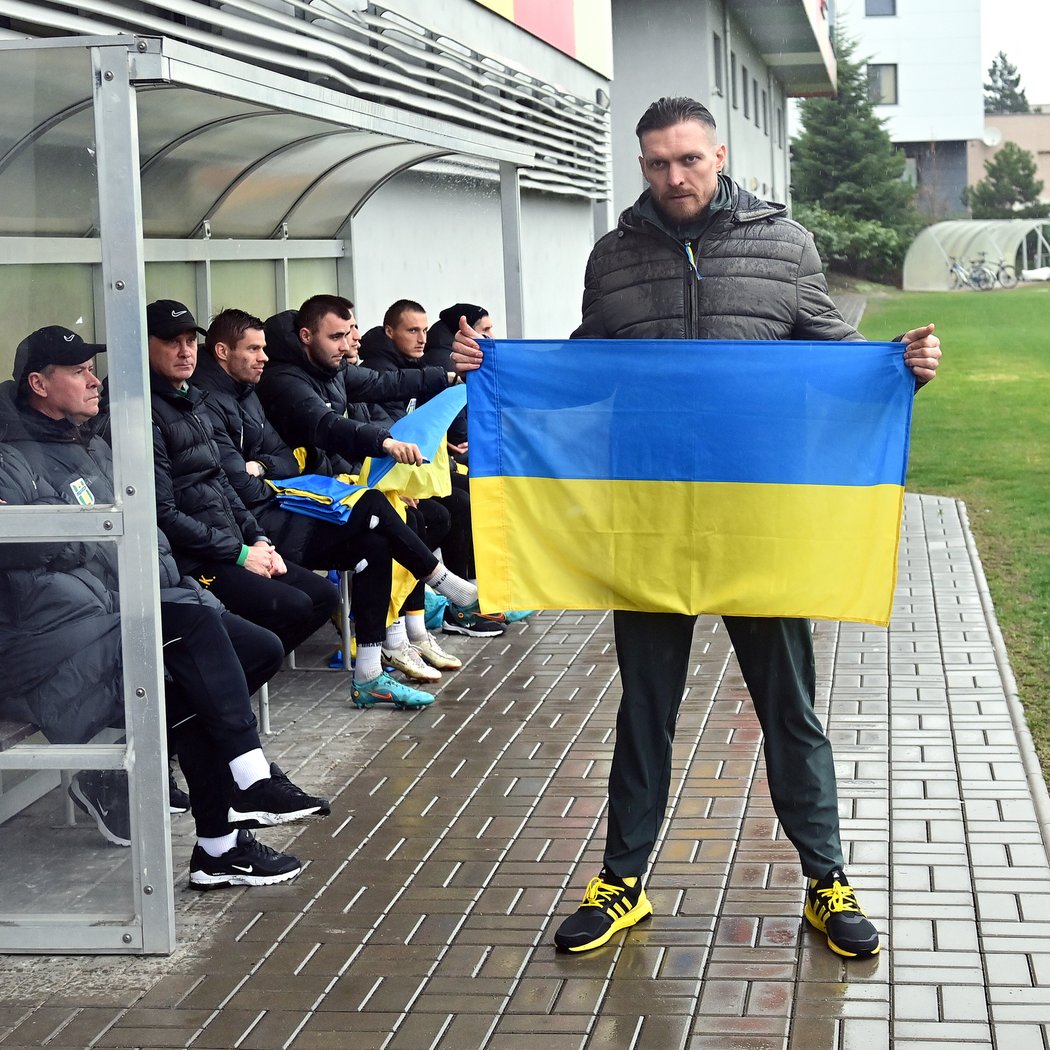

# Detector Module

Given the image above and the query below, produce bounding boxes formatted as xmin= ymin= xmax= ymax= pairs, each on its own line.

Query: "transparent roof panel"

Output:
xmin=204 ymin=130 xmax=407 ymax=238
xmin=0 ymin=36 xmax=534 ymax=242
xmin=0 ymin=46 xmax=97 ymax=236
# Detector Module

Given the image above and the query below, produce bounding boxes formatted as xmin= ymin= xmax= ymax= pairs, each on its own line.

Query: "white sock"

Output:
xmin=385 ymin=618 xmax=408 ymax=650
xmin=229 ymin=748 xmax=270 ymax=790
xmin=405 ymin=610 xmax=427 ymax=642
xmin=197 ymin=830 xmax=238 ymax=858
xmin=355 ymin=643 xmax=383 ymax=682
xmin=425 ymin=564 xmax=478 ymax=608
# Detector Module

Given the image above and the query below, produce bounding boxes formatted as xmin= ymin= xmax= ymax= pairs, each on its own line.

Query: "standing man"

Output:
xmin=454 ymin=97 xmax=942 ymax=958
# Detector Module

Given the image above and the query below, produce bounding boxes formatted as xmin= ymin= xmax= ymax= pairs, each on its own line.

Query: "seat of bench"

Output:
xmin=0 ymin=719 xmax=39 ymax=753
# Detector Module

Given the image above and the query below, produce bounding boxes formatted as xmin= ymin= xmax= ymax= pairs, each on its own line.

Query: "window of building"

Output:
xmin=865 ymin=0 xmax=896 ymax=14
xmin=753 ymin=77 xmax=760 ymax=125
xmin=730 ymin=52 xmax=738 ymax=108
xmin=762 ymin=89 xmax=768 ymax=134
xmin=742 ymin=64 xmax=750 ymax=117
xmin=867 ymin=63 xmax=898 ymax=104
xmin=713 ymin=33 xmax=724 ymax=95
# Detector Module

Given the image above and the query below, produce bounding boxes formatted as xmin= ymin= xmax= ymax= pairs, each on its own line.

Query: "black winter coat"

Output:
xmin=362 ymin=325 xmax=468 ymax=445
xmin=0 ymin=439 xmax=122 ymax=743
xmin=150 ymin=372 xmax=266 ymax=574
xmin=192 ymin=350 xmax=300 ymax=515
xmin=573 ymin=181 xmax=860 ymax=344
xmin=258 ymin=311 xmax=447 ymax=476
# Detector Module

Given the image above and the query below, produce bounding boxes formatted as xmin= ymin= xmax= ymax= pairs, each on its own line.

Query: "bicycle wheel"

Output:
xmin=949 ymin=266 xmax=964 ymax=289
xmin=998 ymin=265 xmax=1018 ymax=289
xmin=972 ymin=266 xmax=996 ymax=291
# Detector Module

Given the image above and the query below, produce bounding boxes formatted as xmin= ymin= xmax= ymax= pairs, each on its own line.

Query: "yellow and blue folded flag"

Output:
xmin=467 ymin=339 xmax=914 ymax=626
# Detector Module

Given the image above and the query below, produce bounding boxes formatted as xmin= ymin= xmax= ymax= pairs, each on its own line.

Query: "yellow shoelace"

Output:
xmin=814 ymin=880 xmax=861 ymax=914
xmin=581 ymin=876 xmax=624 ymax=909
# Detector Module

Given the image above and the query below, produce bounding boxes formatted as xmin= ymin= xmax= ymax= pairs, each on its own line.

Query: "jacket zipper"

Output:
xmin=682 ymin=239 xmax=701 ymax=340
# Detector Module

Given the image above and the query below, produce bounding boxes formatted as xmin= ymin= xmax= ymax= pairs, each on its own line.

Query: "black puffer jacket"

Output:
xmin=0 ymin=382 xmax=120 ymax=588
xmin=192 ymin=350 xmax=300 ymax=515
xmin=258 ymin=311 xmax=448 ymax=476
xmin=0 ymin=440 xmax=123 ymax=743
xmin=359 ymin=326 xmax=434 ymax=425
xmin=573 ymin=181 xmax=860 ymax=343
xmin=150 ymin=372 xmax=266 ymax=574
xmin=258 ymin=311 xmax=391 ymax=477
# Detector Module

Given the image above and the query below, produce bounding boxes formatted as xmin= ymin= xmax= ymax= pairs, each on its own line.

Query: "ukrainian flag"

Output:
xmin=467 ymin=339 xmax=914 ymax=626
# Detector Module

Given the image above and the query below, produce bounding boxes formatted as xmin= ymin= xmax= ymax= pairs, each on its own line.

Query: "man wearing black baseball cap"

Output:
xmin=12 ymin=325 xmax=106 ymax=422
xmin=145 ymin=298 xmax=338 ymax=659
xmin=0 ymin=320 xmax=331 ymax=883
xmin=145 ymin=299 xmax=207 ymax=342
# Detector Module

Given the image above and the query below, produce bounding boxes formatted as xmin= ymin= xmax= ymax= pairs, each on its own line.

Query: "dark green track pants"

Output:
xmin=605 ymin=610 xmax=844 ymax=880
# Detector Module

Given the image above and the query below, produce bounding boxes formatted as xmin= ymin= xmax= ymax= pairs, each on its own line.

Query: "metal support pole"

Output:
xmin=92 ymin=42 xmax=175 ymax=954
xmin=499 ymin=161 xmax=525 ymax=339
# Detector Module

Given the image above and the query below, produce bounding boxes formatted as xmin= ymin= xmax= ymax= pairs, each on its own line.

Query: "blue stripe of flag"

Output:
xmin=467 ymin=339 xmax=913 ymax=488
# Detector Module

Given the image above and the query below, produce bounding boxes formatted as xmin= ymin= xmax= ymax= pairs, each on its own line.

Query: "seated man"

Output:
xmin=259 ymin=294 xmax=503 ymax=639
xmin=359 ymin=299 xmax=475 ymax=595
xmin=144 ymin=300 xmax=338 ymax=660
xmin=0 ymin=333 xmax=329 ymax=885
xmin=193 ymin=307 xmax=487 ymax=706
xmin=422 ymin=302 xmax=490 ymax=450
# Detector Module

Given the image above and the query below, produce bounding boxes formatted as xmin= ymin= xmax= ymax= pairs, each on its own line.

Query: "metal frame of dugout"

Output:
xmin=0 ymin=33 xmax=534 ymax=954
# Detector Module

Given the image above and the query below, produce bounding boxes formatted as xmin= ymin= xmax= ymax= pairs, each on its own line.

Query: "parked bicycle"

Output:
xmin=972 ymin=252 xmax=1019 ymax=289
xmin=948 ymin=257 xmax=995 ymax=291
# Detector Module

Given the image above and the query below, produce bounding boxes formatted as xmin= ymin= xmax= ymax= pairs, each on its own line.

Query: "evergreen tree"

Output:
xmin=984 ymin=51 xmax=1030 ymax=115
xmin=792 ymin=32 xmax=915 ymax=229
xmin=963 ymin=141 xmax=1047 ymax=218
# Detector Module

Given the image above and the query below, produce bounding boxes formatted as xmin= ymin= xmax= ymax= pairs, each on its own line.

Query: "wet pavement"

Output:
xmin=2 ymin=492 xmax=1049 ymax=1049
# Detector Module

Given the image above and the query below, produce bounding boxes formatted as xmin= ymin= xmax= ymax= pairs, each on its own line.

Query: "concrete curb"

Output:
xmin=957 ymin=497 xmax=1050 ymax=862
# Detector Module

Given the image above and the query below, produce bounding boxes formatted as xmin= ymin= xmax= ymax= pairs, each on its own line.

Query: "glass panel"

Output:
xmin=0 ymin=42 xmax=141 ymax=947
xmin=206 ymin=129 xmax=388 ymax=238
xmin=211 ymin=260 xmax=278 ymax=319
xmin=0 ymin=265 xmax=97 ymax=378
xmin=0 ymin=49 xmax=97 ymax=236
xmin=288 ymin=258 xmax=339 ymax=308
xmin=145 ymin=262 xmax=199 ymax=311
xmin=865 ymin=0 xmax=896 ymax=15
xmin=0 ymin=533 xmax=133 ymax=921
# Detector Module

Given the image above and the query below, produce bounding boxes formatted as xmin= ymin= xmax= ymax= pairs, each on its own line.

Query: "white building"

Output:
xmin=836 ymin=0 xmax=984 ymax=218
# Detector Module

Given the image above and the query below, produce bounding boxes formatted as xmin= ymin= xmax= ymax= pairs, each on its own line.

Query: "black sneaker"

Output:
xmin=553 ymin=868 xmax=653 ymax=953
xmin=189 ymin=829 xmax=302 ymax=889
xmin=228 ymin=762 xmax=331 ymax=829
xmin=442 ymin=605 xmax=506 ymax=637
xmin=169 ymin=765 xmax=190 ymax=814
xmin=68 ymin=769 xmax=132 ymax=847
xmin=804 ymin=867 xmax=880 ymax=957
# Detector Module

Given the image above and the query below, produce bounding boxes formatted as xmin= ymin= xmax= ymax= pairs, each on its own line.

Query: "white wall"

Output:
xmin=609 ymin=0 xmax=790 ymax=216
xmin=350 ymin=170 xmax=593 ymax=339
xmin=837 ymin=0 xmax=983 ymax=144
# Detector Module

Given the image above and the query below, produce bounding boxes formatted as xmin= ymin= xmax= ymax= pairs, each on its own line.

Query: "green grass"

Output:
xmin=859 ymin=283 xmax=1050 ymax=770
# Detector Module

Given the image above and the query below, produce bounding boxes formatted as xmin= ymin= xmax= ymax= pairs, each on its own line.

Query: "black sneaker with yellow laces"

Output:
xmin=804 ymin=867 xmax=880 ymax=957
xmin=553 ymin=868 xmax=653 ymax=953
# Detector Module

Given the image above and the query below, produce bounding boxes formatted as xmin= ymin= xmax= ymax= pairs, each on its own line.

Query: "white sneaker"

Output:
xmin=413 ymin=632 xmax=463 ymax=671
xmin=382 ymin=640 xmax=442 ymax=682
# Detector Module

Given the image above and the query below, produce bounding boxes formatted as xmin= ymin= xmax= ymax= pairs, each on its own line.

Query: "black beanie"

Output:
xmin=438 ymin=303 xmax=487 ymax=333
